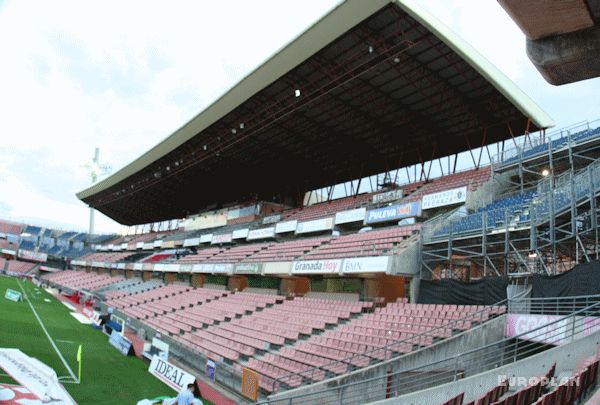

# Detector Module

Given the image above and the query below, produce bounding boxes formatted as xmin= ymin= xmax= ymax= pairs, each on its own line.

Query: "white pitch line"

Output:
xmin=16 ymin=279 xmax=79 ymax=384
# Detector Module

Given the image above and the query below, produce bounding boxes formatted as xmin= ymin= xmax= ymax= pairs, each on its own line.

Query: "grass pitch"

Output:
xmin=0 ymin=275 xmax=177 ymax=404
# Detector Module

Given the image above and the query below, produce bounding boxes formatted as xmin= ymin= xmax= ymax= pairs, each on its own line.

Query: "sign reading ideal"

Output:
xmin=148 ymin=355 xmax=195 ymax=392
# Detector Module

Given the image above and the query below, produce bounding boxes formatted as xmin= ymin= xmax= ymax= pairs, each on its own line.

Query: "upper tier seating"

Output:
xmin=102 ymin=279 xmax=164 ymax=300
xmin=0 ymin=220 xmax=22 ymax=235
xmin=434 ymin=191 xmax=537 ymax=237
xmin=177 ymin=248 xmax=224 ymax=263
xmin=80 ymin=251 xmax=137 ymax=263
xmin=19 ymin=240 xmax=36 ymax=250
xmin=245 ymin=237 xmax=332 ymax=263
xmin=501 ymin=125 xmax=600 ymax=165
xmin=0 ymin=239 xmax=17 ymax=251
xmin=23 ymin=225 xmax=42 ymax=235
xmin=106 ymin=284 xmax=196 ymax=310
xmin=204 ymin=243 xmax=272 ymax=263
xmin=108 ymin=231 xmax=175 ymax=247
xmin=5 ymin=260 xmax=36 ymax=275
xmin=405 ymin=167 xmax=491 ymax=201
xmin=142 ymin=252 xmax=174 ymax=263
xmin=283 ymin=193 xmax=373 ymax=222
xmin=41 ymin=270 xmax=123 ymax=291
xmin=303 ymin=225 xmax=418 ymax=260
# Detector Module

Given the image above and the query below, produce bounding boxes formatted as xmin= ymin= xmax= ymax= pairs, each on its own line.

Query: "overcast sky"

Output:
xmin=0 ymin=0 xmax=599 ymax=234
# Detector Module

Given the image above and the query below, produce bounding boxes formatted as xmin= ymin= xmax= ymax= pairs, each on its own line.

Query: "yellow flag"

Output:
xmin=77 ymin=345 xmax=82 ymax=362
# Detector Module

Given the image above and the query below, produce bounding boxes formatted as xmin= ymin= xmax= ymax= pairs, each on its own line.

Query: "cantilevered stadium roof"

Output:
xmin=78 ymin=0 xmax=554 ymax=225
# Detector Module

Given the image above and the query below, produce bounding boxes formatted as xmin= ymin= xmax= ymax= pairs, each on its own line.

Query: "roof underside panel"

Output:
xmin=79 ymin=1 xmax=552 ymax=225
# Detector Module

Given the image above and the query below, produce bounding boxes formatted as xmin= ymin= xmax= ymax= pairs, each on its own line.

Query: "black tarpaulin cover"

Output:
xmin=417 ymin=277 xmax=508 ymax=305
xmin=532 ymin=261 xmax=600 ymax=298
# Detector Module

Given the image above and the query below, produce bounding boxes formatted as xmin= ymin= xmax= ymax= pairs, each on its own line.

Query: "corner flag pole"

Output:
xmin=77 ymin=344 xmax=82 ymax=383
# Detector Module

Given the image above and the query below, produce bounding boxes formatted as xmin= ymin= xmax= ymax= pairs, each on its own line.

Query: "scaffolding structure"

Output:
xmin=421 ymin=120 xmax=600 ymax=279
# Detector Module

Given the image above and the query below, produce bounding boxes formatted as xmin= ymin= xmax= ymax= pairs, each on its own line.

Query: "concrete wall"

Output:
xmin=190 ymin=274 xmax=205 ymax=288
xmin=280 ymin=277 xmax=309 ymax=296
xmin=228 ymin=275 xmax=248 ymax=291
xmin=363 ymin=275 xmax=406 ymax=303
xmin=268 ymin=315 xmax=506 ymax=404
xmin=372 ymin=329 xmax=600 ymax=405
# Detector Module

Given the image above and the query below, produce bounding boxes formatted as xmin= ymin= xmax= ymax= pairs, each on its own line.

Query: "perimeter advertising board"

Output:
xmin=366 ymin=201 xmax=420 ymax=224
xmin=335 ymin=208 xmax=366 ymax=225
xmin=247 ymin=227 xmax=275 ymax=240
xmin=296 ymin=217 xmax=334 ymax=234
xmin=148 ymin=355 xmax=195 ymax=392
xmin=291 ymin=260 xmax=341 ymax=274
xmin=342 ymin=256 xmax=389 ymax=274
xmin=421 ymin=186 xmax=467 ymax=210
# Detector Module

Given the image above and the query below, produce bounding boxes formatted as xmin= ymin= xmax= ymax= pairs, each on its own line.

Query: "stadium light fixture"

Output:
xmin=528 ymin=251 xmax=538 ymax=258
xmin=239 ymin=123 xmax=244 ymax=129
xmin=294 ymin=89 xmax=301 ymax=97
xmin=203 ymin=145 xmax=207 ymax=151
xmin=542 ymin=169 xmax=550 ymax=177
xmin=231 ymin=128 xmax=237 ymax=134
xmin=393 ymin=57 xmax=400 ymax=63
xmin=368 ymin=45 xmax=374 ymax=54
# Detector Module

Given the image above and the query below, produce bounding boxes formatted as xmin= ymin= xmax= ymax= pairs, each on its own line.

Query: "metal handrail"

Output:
xmin=260 ymin=298 xmax=600 ymax=404
xmin=493 ymin=119 xmax=600 ymax=165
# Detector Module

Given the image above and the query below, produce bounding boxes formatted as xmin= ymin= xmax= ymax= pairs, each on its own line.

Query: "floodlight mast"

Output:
xmin=83 ymin=148 xmax=111 ymax=234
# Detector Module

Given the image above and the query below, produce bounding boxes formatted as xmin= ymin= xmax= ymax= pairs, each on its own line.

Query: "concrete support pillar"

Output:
xmin=280 ymin=277 xmax=309 ymax=297
xmin=228 ymin=275 xmax=248 ymax=292
xmin=409 ymin=276 xmax=421 ymax=304
xmin=191 ymin=274 xmax=205 ymax=288
xmin=362 ymin=274 xmax=406 ymax=304
xmin=164 ymin=273 xmax=176 ymax=284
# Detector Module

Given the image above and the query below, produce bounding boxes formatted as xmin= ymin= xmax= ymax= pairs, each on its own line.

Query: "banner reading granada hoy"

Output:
xmin=292 ymin=260 xmax=341 ymax=274
xmin=148 ymin=355 xmax=195 ymax=392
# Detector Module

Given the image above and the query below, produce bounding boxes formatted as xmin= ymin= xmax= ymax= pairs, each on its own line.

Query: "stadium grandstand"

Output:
xmin=4 ymin=0 xmax=600 ymax=404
